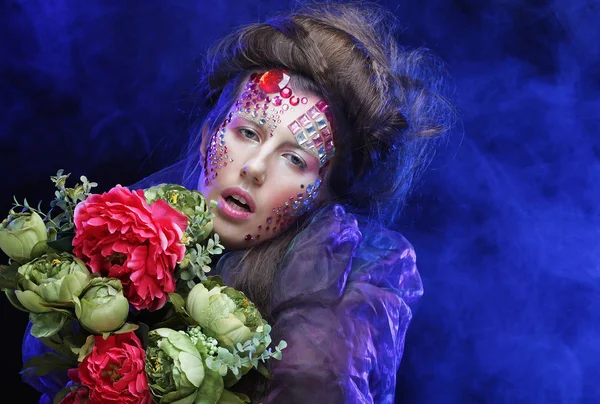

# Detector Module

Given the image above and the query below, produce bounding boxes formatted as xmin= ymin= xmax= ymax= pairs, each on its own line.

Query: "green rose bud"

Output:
xmin=0 ymin=210 xmax=48 ymax=264
xmin=186 ymin=283 xmax=265 ymax=350
xmin=146 ymin=327 xmax=224 ymax=403
xmin=144 ymin=184 xmax=215 ymax=243
xmin=73 ymin=277 xmax=130 ymax=334
xmin=15 ymin=252 xmax=91 ymax=313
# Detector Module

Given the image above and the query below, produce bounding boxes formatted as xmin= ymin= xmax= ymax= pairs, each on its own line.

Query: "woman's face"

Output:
xmin=198 ymin=71 xmax=334 ymax=250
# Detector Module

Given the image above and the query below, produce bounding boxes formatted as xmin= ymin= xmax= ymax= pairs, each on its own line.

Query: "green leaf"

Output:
xmin=47 ymin=235 xmax=74 ymax=254
xmin=216 ymin=389 xmax=251 ymax=404
xmin=168 ymin=292 xmax=197 ymax=326
xmin=39 ymin=335 xmax=80 ymax=361
xmin=255 ymin=362 xmax=271 ymax=379
xmin=21 ymin=351 xmax=76 ymax=377
xmin=203 ymin=276 xmax=226 ymax=289
xmin=169 ymin=292 xmax=186 ymax=310
xmin=53 ymin=387 xmax=73 ymax=404
xmin=29 ymin=312 xmax=70 ymax=338
xmin=4 ymin=289 xmax=29 ymax=312
xmin=74 ymin=334 xmax=95 ymax=362
xmin=193 ymin=367 xmax=224 ymax=404
xmin=0 ymin=262 xmax=20 ymax=290
xmin=109 ymin=322 xmax=139 ymax=336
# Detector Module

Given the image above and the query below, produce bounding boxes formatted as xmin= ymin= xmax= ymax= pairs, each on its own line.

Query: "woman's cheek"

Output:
xmin=204 ymin=128 xmax=243 ymax=187
xmin=243 ymin=176 xmax=323 ymax=243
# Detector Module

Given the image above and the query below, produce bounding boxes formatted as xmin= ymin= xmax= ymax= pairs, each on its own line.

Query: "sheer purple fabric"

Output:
xmin=219 ymin=204 xmax=423 ymax=403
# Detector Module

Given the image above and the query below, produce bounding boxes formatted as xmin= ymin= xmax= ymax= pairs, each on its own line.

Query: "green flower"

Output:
xmin=73 ymin=277 xmax=130 ymax=334
xmin=146 ymin=327 xmax=224 ymax=403
xmin=0 ymin=210 xmax=48 ymax=264
xmin=186 ymin=282 xmax=265 ymax=350
xmin=144 ymin=184 xmax=216 ymax=244
xmin=15 ymin=252 xmax=91 ymax=313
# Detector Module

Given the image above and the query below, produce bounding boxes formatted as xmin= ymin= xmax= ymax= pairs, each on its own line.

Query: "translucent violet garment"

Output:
xmin=217 ymin=204 xmax=423 ymax=403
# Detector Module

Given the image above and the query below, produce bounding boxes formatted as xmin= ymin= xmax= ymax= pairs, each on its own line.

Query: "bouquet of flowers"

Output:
xmin=0 ymin=170 xmax=286 ymax=404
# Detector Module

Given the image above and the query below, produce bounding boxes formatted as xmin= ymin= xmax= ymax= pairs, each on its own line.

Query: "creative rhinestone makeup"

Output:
xmin=244 ymin=177 xmax=322 ymax=242
xmin=234 ymin=69 xmax=335 ymax=167
xmin=204 ymin=112 xmax=235 ymax=186
xmin=203 ymin=69 xmax=337 ymax=244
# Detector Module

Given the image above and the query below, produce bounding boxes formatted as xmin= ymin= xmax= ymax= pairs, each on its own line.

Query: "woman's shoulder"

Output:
xmin=351 ymin=212 xmax=424 ymax=306
xmin=270 ymin=204 xmax=423 ymax=313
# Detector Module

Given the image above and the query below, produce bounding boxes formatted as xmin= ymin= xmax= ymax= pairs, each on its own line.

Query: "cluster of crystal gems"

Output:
xmin=237 ymin=69 xmax=335 ymax=167
xmin=204 ymin=112 xmax=235 ymax=186
xmin=287 ymin=101 xmax=335 ymax=167
xmin=235 ymin=70 xmax=307 ymax=137
xmin=244 ymin=176 xmax=324 ymax=241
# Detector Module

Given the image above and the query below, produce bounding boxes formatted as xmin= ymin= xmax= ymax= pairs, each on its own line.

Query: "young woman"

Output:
xmin=20 ymin=2 xmax=455 ymax=403
xmin=130 ymin=2 xmax=456 ymax=402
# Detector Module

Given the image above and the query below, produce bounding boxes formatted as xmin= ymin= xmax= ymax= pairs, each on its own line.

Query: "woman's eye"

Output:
xmin=284 ymin=154 xmax=307 ymax=169
xmin=239 ymin=128 xmax=259 ymax=141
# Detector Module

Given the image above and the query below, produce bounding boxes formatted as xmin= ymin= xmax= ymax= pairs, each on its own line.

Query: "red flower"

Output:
xmin=78 ymin=332 xmax=151 ymax=404
xmin=73 ymin=185 xmax=187 ymax=311
xmin=57 ymin=368 xmax=89 ymax=403
xmin=58 ymin=386 xmax=88 ymax=404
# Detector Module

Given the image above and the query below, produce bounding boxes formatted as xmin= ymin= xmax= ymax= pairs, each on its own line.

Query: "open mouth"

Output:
xmin=224 ymin=195 xmax=252 ymax=213
xmin=219 ymin=187 xmax=256 ymax=220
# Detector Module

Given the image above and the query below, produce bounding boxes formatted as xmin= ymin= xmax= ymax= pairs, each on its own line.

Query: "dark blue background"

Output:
xmin=1 ymin=0 xmax=598 ymax=402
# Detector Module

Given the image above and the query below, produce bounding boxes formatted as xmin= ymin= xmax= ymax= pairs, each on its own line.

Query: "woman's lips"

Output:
xmin=217 ymin=196 xmax=253 ymax=220
xmin=220 ymin=187 xmax=256 ymax=212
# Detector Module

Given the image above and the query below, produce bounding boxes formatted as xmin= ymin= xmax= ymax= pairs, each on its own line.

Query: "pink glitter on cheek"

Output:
xmin=204 ymin=113 xmax=234 ymax=186
xmin=245 ymin=177 xmax=323 ymax=242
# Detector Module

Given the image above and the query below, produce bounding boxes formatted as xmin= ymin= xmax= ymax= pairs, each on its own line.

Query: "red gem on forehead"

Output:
xmin=259 ymin=69 xmax=291 ymax=93
xmin=280 ymin=87 xmax=292 ymax=99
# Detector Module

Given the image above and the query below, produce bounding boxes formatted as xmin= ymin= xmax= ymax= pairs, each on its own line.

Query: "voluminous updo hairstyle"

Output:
xmin=182 ymin=0 xmax=456 ymax=227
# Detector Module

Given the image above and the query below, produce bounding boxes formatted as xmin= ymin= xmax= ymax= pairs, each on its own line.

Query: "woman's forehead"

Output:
xmin=230 ymin=70 xmax=335 ymax=165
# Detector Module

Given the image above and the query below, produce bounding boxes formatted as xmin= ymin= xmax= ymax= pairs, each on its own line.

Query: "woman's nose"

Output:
xmin=240 ymin=157 xmax=266 ymax=185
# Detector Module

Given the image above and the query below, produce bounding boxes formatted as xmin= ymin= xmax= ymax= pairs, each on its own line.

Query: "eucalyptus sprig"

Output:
xmin=46 ymin=170 xmax=97 ymax=233
xmin=11 ymin=170 xmax=97 ymax=233
xmin=178 ymin=235 xmax=224 ymax=290
xmin=205 ymin=323 xmax=287 ymax=377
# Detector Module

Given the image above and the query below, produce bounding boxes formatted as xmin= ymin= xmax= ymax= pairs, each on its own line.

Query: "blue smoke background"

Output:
xmin=1 ymin=0 xmax=598 ymax=402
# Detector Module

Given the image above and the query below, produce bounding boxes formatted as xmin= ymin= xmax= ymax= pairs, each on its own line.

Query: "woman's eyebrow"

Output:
xmin=279 ymin=140 xmax=304 ymax=150
xmin=279 ymin=139 xmax=320 ymax=163
xmin=231 ymin=114 xmax=267 ymax=134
